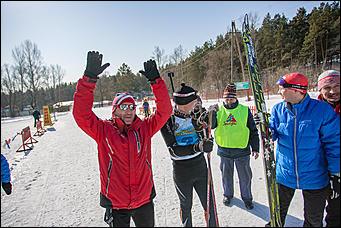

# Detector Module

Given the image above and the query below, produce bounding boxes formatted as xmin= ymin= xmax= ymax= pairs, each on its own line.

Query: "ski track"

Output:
xmin=1 ymin=95 xmax=322 ymax=226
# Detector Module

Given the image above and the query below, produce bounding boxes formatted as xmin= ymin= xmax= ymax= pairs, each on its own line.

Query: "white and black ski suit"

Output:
xmin=160 ymin=109 xmax=217 ymax=227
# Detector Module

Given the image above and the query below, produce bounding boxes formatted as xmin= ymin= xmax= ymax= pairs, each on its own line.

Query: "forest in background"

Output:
xmin=1 ymin=1 xmax=340 ymax=117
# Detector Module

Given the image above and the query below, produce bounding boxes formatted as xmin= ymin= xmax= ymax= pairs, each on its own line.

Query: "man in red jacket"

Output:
xmin=73 ymin=51 xmax=172 ymax=227
xmin=318 ymin=70 xmax=340 ymax=227
xmin=317 ymin=70 xmax=340 ymax=115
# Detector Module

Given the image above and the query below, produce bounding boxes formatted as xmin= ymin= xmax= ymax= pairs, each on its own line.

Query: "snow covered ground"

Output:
xmin=1 ymin=92 xmax=325 ymax=227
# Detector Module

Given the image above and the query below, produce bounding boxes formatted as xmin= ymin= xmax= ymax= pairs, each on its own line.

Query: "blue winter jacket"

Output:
xmin=269 ymin=93 xmax=340 ymax=190
xmin=1 ymin=154 xmax=11 ymax=183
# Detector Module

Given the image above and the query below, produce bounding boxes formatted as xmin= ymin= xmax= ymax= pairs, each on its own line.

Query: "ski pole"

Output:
xmin=206 ymin=110 xmax=219 ymax=227
xmin=167 ymin=72 xmax=175 ymax=94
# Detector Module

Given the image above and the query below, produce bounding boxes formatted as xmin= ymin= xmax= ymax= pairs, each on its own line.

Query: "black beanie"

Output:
xmin=173 ymin=83 xmax=198 ymax=105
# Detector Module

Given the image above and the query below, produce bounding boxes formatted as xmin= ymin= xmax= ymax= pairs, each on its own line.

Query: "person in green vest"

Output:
xmin=210 ymin=83 xmax=260 ymax=210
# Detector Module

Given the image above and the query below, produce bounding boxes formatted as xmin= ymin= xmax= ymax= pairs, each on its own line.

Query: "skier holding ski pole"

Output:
xmin=73 ymin=51 xmax=172 ymax=227
xmin=160 ymin=83 xmax=218 ymax=227
xmin=257 ymin=73 xmax=340 ymax=227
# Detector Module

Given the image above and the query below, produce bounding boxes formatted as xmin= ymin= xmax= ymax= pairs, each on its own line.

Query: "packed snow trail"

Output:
xmin=1 ymin=96 xmax=321 ymax=226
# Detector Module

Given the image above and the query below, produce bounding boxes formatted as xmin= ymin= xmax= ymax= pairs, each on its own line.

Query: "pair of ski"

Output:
xmin=242 ymin=14 xmax=282 ymax=227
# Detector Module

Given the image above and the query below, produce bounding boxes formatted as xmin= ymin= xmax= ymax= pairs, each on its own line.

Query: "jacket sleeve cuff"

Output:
xmin=83 ymin=75 xmax=98 ymax=83
xmin=149 ymin=77 xmax=162 ymax=85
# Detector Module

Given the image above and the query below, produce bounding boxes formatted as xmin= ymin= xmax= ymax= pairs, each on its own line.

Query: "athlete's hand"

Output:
xmin=194 ymin=137 xmax=214 ymax=153
xmin=84 ymin=51 xmax=110 ymax=79
xmin=139 ymin=59 xmax=160 ymax=83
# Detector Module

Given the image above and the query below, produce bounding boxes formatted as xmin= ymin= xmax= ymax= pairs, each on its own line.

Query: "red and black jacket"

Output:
xmin=73 ymin=76 xmax=172 ymax=209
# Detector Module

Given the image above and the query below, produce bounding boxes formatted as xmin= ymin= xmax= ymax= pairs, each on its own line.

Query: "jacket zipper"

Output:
xmin=133 ymin=131 xmax=141 ymax=153
xmin=105 ymin=138 xmax=114 ymax=196
xmin=106 ymin=138 xmax=114 ymax=155
xmin=106 ymin=153 xmax=113 ymax=197
xmin=293 ymin=108 xmax=299 ymax=189
xmin=145 ymin=156 xmax=153 ymax=184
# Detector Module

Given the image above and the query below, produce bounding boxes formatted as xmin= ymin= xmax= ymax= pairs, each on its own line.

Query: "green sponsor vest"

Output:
xmin=214 ymin=104 xmax=249 ymax=148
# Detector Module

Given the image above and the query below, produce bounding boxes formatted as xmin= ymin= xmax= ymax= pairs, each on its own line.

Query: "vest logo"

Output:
xmin=223 ymin=113 xmax=237 ymax=126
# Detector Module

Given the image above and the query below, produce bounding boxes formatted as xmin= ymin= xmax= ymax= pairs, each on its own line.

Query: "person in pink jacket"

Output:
xmin=73 ymin=51 xmax=172 ymax=227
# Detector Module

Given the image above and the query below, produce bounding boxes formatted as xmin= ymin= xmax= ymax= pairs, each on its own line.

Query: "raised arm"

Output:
xmin=139 ymin=59 xmax=172 ymax=136
xmin=72 ymin=51 xmax=110 ymax=142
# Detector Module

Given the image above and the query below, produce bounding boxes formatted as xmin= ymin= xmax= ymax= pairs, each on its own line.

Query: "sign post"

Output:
xmin=16 ymin=126 xmax=38 ymax=152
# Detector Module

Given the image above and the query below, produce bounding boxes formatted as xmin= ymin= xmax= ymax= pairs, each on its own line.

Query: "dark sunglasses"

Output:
xmin=276 ymin=78 xmax=308 ymax=90
xmin=118 ymin=104 xmax=136 ymax=111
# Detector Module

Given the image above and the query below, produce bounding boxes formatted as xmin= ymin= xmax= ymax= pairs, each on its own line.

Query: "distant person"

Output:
xmin=32 ymin=107 xmax=41 ymax=127
xmin=263 ymin=73 xmax=340 ymax=226
xmin=160 ymin=83 xmax=217 ymax=227
xmin=1 ymin=154 xmax=12 ymax=195
xmin=210 ymin=83 xmax=259 ymax=210
xmin=143 ymin=98 xmax=150 ymax=117
xmin=317 ymin=70 xmax=340 ymax=227
xmin=73 ymin=51 xmax=172 ymax=227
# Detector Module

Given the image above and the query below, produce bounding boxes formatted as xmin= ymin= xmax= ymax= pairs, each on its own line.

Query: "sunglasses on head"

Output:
xmin=276 ymin=78 xmax=308 ymax=90
xmin=118 ymin=104 xmax=136 ymax=111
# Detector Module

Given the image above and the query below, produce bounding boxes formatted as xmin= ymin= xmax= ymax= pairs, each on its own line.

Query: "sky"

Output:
xmin=1 ymin=92 xmax=323 ymax=226
xmin=1 ymin=1 xmax=333 ymax=83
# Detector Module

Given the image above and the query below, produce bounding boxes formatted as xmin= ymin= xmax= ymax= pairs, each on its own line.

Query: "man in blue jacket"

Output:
xmin=267 ymin=73 xmax=340 ymax=227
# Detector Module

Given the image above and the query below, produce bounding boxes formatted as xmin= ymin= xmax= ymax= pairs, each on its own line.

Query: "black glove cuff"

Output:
xmin=193 ymin=143 xmax=200 ymax=153
xmin=84 ymin=70 xmax=99 ymax=79
xmin=149 ymin=80 xmax=157 ymax=85
xmin=2 ymin=182 xmax=12 ymax=195
xmin=149 ymin=75 xmax=160 ymax=82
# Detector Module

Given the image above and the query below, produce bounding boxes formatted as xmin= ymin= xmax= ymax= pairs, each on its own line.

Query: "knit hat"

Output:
xmin=318 ymin=70 xmax=340 ymax=91
xmin=277 ymin=73 xmax=308 ymax=93
xmin=112 ymin=93 xmax=136 ymax=113
xmin=223 ymin=83 xmax=237 ymax=99
xmin=173 ymin=83 xmax=198 ymax=105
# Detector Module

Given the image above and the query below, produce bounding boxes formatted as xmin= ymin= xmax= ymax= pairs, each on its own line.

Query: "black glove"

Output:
xmin=84 ymin=51 xmax=110 ymax=79
xmin=139 ymin=59 xmax=160 ymax=83
xmin=193 ymin=138 xmax=214 ymax=153
xmin=253 ymin=112 xmax=261 ymax=125
xmin=207 ymin=104 xmax=219 ymax=112
xmin=190 ymin=106 xmax=204 ymax=131
xmin=2 ymin=182 xmax=12 ymax=195
xmin=190 ymin=107 xmax=208 ymax=131
xmin=253 ymin=112 xmax=270 ymax=125
xmin=330 ymin=174 xmax=340 ymax=199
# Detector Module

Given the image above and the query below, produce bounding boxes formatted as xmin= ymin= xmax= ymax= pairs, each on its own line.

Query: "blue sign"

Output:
xmin=234 ymin=82 xmax=249 ymax=90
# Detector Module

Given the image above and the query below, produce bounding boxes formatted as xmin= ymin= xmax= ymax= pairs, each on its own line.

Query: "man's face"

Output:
xmin=320 ymin=83 xmax=340 ymax=104
xmin=113 ymin=102 xmax=136 ymax=125
xmin=278 ymin=86 xmax=302 ymax=103
xmin=224 ymin=98 xmax=237 ymax=108
xmin=177 ymin=99 xmax=198 ymax=114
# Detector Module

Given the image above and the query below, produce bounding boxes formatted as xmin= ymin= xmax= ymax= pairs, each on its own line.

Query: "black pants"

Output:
xmin=104 ymin=201 xmax=154 ymax=227
xmin=144 ymin=109 xmax=149 ymax=117
xmin=34 ymin=118 xmax=39 ymax=127
xmin=173 ymin=155 xmax=217 ymax=227
xmin=325 ymin=184 xmax=340 ymax=227
xmin=278 ymin=183 xmax=330 ymax=227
